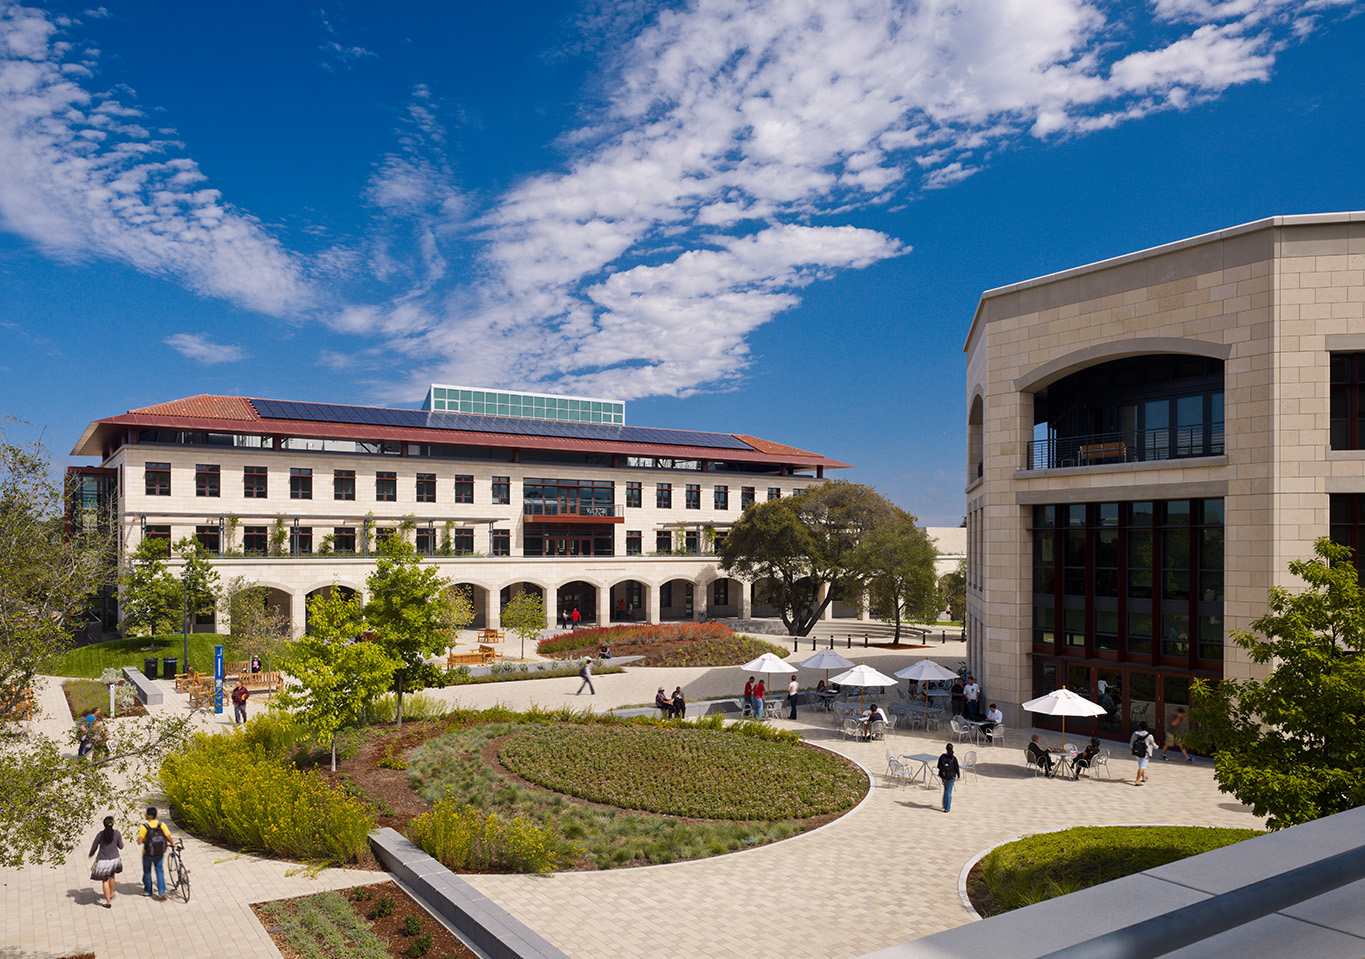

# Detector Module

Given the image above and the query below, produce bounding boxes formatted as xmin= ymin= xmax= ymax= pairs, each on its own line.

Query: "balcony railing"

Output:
xmin=522 ymin=503 xmax=622 ymax=518
xmin=1025 ymin=425 xmax=1225 ymax=471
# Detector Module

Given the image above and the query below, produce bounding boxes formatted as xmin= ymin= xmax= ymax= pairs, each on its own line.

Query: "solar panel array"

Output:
xmin=249 ymin=398 xmax=754 ymax=452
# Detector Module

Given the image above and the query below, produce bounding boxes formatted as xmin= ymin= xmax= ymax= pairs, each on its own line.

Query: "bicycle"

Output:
xmin=166 ymin=838 xmax=191 ymax=902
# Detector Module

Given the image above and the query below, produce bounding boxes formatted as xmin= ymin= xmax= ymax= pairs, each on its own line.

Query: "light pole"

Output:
xmin=181 ymin=567 xmax=189 ymax=683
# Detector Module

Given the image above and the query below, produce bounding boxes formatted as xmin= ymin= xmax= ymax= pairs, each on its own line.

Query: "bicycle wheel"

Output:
xmin=174 ymin=856 xmax=191 ymax=902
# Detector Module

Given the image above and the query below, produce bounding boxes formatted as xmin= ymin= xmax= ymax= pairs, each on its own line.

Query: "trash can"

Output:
xmin=162 ymin=657 xmax=177 ymax=680
xmin=143 ymin=657 xmax=158 ymax=680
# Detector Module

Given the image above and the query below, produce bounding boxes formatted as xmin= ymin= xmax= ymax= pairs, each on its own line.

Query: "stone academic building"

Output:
xmin=964 ymin=211 xmax=1365 ymax=741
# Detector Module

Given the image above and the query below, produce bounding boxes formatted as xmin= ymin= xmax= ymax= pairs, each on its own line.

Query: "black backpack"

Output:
xmin=145 ymin=823 xmax=168 ymax=857
xmin=1131 ymin=735 xmax=1148 ymax=758
xmin=937 ymin=755 xmax=957 ymax=780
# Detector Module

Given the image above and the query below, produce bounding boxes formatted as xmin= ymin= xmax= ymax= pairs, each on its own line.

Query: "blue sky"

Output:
xmin=1 ymin=0 xmax=1362 ymax=525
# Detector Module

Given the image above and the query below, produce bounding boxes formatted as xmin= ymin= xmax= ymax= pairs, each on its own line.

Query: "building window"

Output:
xmin=376 ymin=471 xmax=397 ymax=502
xmin=768 ymin=487 xmax=781 ymax=501
xmin=714 ymin=485 xmax=728 ymax=510
xmin=1330 ymin=353 xmax=1365 ymax=449
xmin=195 ymin=524 xmax=220 ymax=554
xmin=685 ymin=530 xmax=699 ymax=553
xmin=332 ymin=527 xmax=356 ymax=554
xmin=713 ymin=580 xmax=728 ymax=606
xmin=685 ymin=484 xmax=701 ymax=509
xmin=454 ymin=475 xmax=474 ymax=504
xmin=452 ymin=528 xmax=474 ymax=554
xmin=741 ymin=486 xmax=755 ymax=508
xmin=416 ymin=473 xmax=436 ymax=503
xmin=491 ymin=529 xmax=510 ymax=556
xmin=492 ymin=476 xmax=510 ymax=505
xmin=415 ymin=526 xmax=437 ymax=555
xmin=244 ymin=466 xmax=267 ymax=499
xmin=626 ymin=482 xmax=642 ymax=509
xmin=334 ymin=470 xmax=355 ymax=501
xmin=375 ymin=527 xmax=396 ymax=547
xmin=291 ymin=526 xmax=313 ymax=556
xmin=145 ymin=462 xmax=170 ymax=496
xmin=657 ymin=483 xmax=672 ymax=509
xmin=144 ymin=524 xmax=171 ymax=556
xmin=243 ymin=525 xmax=268 ymax=555
xmin=290 ymin=468 xmax=313 ymax=500
xmin=523 ymin=478 xmax=614 ymax=517
xmin=657 ymin=531 xmax=673 ymax=553
xmin=626 ymin=530 xmax=642 ymax=555
xmin=195 ymin=464 xmax=219 ymax=498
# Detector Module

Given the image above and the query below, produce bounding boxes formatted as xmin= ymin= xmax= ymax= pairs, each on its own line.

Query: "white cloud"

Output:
xmin=163 ymin=332 xmax=248 ymax=364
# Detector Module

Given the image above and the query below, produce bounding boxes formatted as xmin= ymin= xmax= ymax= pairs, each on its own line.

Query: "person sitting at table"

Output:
xmin=671 ymin=686 xmax=686 ymax=718
xmin=1072 ymin=738 xmax=1101 ymax=775
xmin=816 ymin=679 xmax=827 ymax=694
xmin=982 ymin=703 xmax=1004 ymax=742
xmin=1027 ymin=734 xmax=1057 ymax=777
xmin=862 ymin=703 xmax=887 ymax=738
xmin=655 ymin=688 xmax=673 ymax=717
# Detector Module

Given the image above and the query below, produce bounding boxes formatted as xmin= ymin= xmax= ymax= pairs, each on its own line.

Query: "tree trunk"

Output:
xmin=396 ymin=673 xmax=404 ymax=726
xmin=330 ymin=736 xmax=337 ymax=772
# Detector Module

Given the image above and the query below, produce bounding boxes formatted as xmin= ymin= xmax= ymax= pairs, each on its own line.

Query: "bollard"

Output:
xmin=863 ymin=634 xmax=868 ymax=648
xmin=846 ymin=635 xmax=851 ymax=648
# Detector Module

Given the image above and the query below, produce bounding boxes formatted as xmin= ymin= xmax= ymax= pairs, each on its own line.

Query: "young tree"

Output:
xmin=223 ymin=576 xmax=294 ymax=669
xmin=719 ymin=481 xmax=895 ymax=635
xmin=1188 ymin=537 xmax=1365 ymax=829
xmin=174 ymin=536 xmax=221 ymax=629
xmin=502 ymin=590 xmax=547 ymax=660
xmin=364 ymin=536 xmax=456 ymax=724
xmin=277 ymin=589 xmax=397 ymax=770
xmin=0 ymin=431 xmax=191 ymax=867
xmin=118 ymin=537 xmax=180 ymax=637
xmin=940 ymin=560 xmax=967 ymax=622
xmin=855 ymin=509 xmax=939 ymax=644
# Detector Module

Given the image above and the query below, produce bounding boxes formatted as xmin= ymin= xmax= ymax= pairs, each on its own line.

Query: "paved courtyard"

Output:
xmin=1 ymin=638 xmax=1262 ymax=959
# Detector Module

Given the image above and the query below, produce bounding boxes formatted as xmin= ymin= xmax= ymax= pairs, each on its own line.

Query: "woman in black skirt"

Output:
xmin=88 ymin=815 xmax=123 ymax=908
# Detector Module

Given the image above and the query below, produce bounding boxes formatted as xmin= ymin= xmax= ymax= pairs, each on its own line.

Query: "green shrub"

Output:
xmin=160 ymin=729 xmax=373 ymax=864
xmin=403 ymin=934 xmax=433 ymax=958
xmin=361 ymin=693 xmax=449 ymax=725
xmin=239 ymin=710 xmax=310 ymax=758
xmin=351 ymin=886 xmax=372 ymax=901
xmin=369 ymin=895 xmax=395 ymax=919
xmin=377 ymin=744 xmax=409 ymax=770
xmin=408 ymin=797 xmax=566 ymax=873
xmin=401 ymin=914 xmax=423 ymax=936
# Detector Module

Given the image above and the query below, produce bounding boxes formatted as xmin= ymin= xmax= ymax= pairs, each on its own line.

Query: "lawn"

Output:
xmin=970 ymin=825 xmax=1265 ymax=916
xmin=52 ymin=633 xmax=268 ymax=678
xmin=536 ymin=621 xmax=787 ymax=666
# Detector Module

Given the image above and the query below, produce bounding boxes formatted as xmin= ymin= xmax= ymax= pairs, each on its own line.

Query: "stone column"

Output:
xmin=596 ymin=586 xmax=611 ymax=628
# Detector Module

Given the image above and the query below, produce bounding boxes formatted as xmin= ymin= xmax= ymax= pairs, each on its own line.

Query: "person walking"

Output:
xmin=136 ymin=806 xmax=173 ymax=900
xmin=1161 ymin=707 xmax=1193 ymax=762
xmin=231 ymin=677 xmax=250 ymax=725
xmin=88 ymin=815 xmax=123 ymax=908
xmin=76 ymin=708 xmax=97 ymax=758
xmin=1130 ymin=721 xmax=1157 ymax=786
xmin=571 ymin=607 xmax=581 ymax=629
xmin=937 ymin=743 xmax=961 ymax=813
xmin=787 ymin=676 xmax=800 ymax=719
xmin=576 ymin=657 xmax=595 ymax=695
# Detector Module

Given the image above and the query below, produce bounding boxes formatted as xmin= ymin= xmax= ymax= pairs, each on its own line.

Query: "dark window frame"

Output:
xmin=194 ymin=464 xmax=219 ymax=498
xmin=453 ymin=475 xmax=474 ymax=504
xmin=375 ymin=471 xmax=397 ymax=502
xmin=416 ymin=473 xmax=437 ymax=503
xmin=334 ymin=470 xmax=355 ymax=501
xmin=289 ymin=468 xmax=313 ymax=500
xmin=243 ymin=465 xmax=268 ymax=499
xmin=145 ymin=462 xmax=171 ymax=496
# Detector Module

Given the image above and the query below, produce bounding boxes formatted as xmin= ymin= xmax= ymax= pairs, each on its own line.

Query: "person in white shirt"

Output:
xmin=787 ymin=677 xmax=800 ymax=719
xmin=1130 ymin=722 xmax=1157 ymax=785
xmin=963 ymin=677 xmax=981 ymax=719
xmin=982 ymin=704 xmax=1004 ymax=742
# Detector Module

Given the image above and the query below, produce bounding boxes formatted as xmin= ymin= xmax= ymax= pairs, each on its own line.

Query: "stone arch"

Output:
xmin=449 ymin=582 xmax=490 ymax=629
xmin=609 ymin=579 xmax=648 ymax=623
xmin=660 ymin=578 xmax=696 ymax=621
xmin=555 ymin=580 xmax=599 ymax=627
xmin=1013 ymin=337 xmax=1230 ymax=394
xmin=704 ymin=575 xmax=742 ymax=619
xmin=967 ymin=389 xmax=984 ymax=486
xmin=303 ymin=584 xmax=358 ymax=634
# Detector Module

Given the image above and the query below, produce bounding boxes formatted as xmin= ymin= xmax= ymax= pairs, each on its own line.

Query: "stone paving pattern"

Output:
xmin=1 ymin=635 xmax=1262 ymax=959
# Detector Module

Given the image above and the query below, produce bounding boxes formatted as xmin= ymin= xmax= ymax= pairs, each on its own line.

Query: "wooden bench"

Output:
xmin=238 ymin=671 xmax=282 ymax=695
xmin=447 ymin=651 xmax=486 ymax=667
xmin=1 ymin=686 xmax=34 ymax=721
xmin=174 ymin=669 xmax=201 ymax=693
xmin=478 ymin=644 xmax=504 ymax=663
xmin=225 ymin=660 xmax=250 ymax=678
xmin=1078 ymin=441 xmax=1126 ymax=465
xmin=477 ymin=628 xmax=505 ymax=644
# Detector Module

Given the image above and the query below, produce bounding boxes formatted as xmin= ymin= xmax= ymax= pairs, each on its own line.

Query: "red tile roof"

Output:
xmin=732 ymin=434 xmax=818 ymax=457
xmin=131 ymin=395 xmax=258 ymax=421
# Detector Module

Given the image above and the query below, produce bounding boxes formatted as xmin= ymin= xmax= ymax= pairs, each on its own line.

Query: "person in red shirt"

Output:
xmin=571 ymin=608 xmax=581 ymax=628
xmin=754 ymin=679 xmax=766 ymax=718
xmin=744 ymin=677 xmax=755 ymax=717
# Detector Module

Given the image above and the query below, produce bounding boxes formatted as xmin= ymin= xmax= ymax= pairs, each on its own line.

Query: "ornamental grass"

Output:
xmin=161 ymin=722 xmax=373 ymax=864
xmin=408 ymin=797 xmax=566 ymax=873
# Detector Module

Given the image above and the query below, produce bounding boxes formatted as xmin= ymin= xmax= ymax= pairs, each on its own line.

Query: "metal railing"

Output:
xmin=522 ymin=503 xmax=621 ymax=518
xmin=1025 ymin=424 xmax=1224 ymax=471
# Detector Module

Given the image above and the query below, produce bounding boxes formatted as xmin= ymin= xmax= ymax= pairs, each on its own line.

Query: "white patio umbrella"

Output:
xmin=893 ymin=659 xmax=960 ymax=682
xmin=739 ymin=651 xmax=797 ymax=707
xmin=799 ymin=649 xmax=854 ymax=687
xmin=829 ymin=663 xmax=899 ymax=706
xmin=1020 ymin=687 xmax=1107 ymax=745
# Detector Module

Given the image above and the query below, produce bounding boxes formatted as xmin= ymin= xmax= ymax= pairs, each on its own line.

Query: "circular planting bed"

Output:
xmin=536 ymin=621 xmax=789 ymax=666
xmin=498 ymin=723 xmax=865 ymax=820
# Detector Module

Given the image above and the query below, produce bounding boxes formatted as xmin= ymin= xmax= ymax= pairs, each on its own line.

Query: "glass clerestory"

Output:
xmin=424 ymin=384 xmax=624 ymax=425
xmin=1028 ymin=355 xmax=1224 ymax=470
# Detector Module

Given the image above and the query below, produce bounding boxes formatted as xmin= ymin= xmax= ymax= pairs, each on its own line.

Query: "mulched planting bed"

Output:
xmin=254 ymin=881 xmax=477 ymax=959
xmin=538 ymin=622 xmax=788 ymax=666
xmin=62 ymin=679 xmax=147 ymax=719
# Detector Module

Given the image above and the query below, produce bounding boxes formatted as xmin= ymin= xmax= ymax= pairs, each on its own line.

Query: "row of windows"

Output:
xmin=149 ymin=523 xmax=512 ymax=558
xmin=150 ymin=464 xmax=780 ymax=510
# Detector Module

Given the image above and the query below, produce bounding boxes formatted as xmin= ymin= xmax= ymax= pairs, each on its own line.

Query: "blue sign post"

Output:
xmin=214 ymin=644 xmax=224 ymax=714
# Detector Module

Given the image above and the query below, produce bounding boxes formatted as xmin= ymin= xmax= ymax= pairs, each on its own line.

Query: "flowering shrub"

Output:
xmin=407 ymin=797 xmax=569 ymax=873
xmin=161 ymin=727 xmax=373 ymax=863
xmin=537 ymin=621 xmax=786 ymax=666
xmin=498 ymin=724 xmax=865 ymax=820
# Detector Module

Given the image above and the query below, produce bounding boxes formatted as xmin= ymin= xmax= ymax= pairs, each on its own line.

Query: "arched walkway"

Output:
xmin=609 ymin=579 xmax=647 ymax=623
xmin=303 ymin=584 xmax=357 ymax=634
xmin=661 ymin=578 xmax=695 ymax=621
xmin=556 ymin=581 xmax=598 ymax=628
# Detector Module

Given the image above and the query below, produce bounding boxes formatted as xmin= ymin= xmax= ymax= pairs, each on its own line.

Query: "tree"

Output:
xmin=174 ymin=535 xmax=220 ymax=629
xmin=363 ymin=536 xmax=456 ymax=724
xmin=855 ymin=509 xmax=939 ymax=644
xmin=502 ymin=590 xmax=547 ymax=660
xmin=223 ymin=576 xmax=294 ymax=669
xmin=277 ymin=588 xmax=397 ymax=770
xmin=1188 ymin=537 xmax=1365 ymax=829
xmin=118 ymin=537 xmax=180 ymax=637
xmin=940 ymin=560 xmax=967 ymax=622
xmin=719 ymin=481 xmax=895 ymax=635
xmin=0 ymin=430 xmax=191 ymax=867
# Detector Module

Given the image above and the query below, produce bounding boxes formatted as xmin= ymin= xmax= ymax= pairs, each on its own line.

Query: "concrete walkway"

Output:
xmin=1 ymin=639 xmax=1263 ymax=959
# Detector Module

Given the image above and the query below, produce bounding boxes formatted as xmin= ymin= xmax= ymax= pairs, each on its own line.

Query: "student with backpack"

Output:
xmin=937 ymin=743 xmax=961 ymax=813
xmin=1130 ymin=722 xmax=1157 ymax=786
xmin=137 ymin=806 xmax=174 ymax=900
